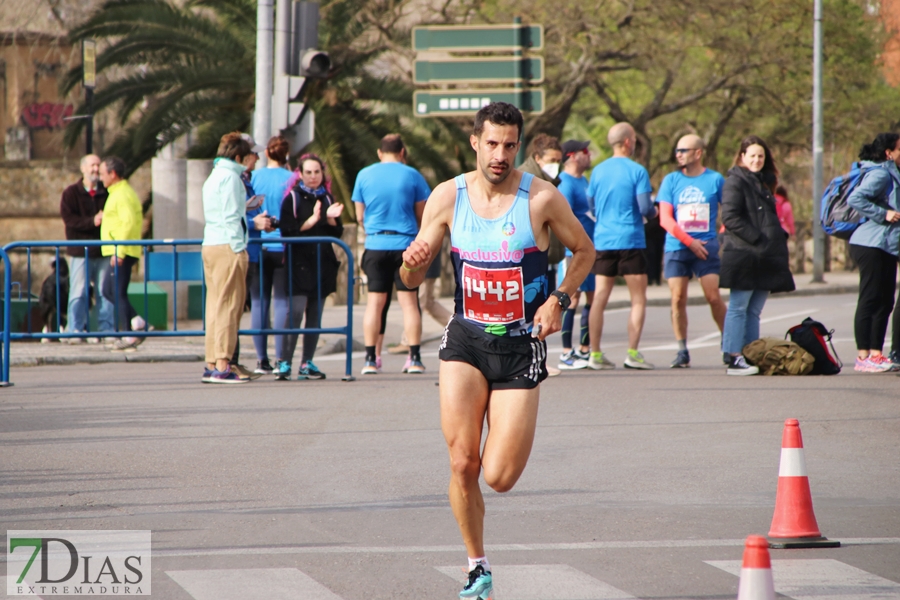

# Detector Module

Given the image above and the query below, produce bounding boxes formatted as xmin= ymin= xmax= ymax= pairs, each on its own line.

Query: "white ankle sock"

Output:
xmin=468 ymin=556 xmax=490 ymax=572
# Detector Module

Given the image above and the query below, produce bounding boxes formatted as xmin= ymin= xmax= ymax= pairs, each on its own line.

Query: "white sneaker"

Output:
xmin=727 ymin=355 xmax=759 ymax=376
xmin=624 ymin=350 xmax=654 ymax=370
xmin=588 ymin=352 xmax=615 ymax=370
xmin=558 ymin=351 xmax=589 ymax=370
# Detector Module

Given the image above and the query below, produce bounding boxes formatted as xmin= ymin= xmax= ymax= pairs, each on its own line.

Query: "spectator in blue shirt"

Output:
xmin=585 ymin=123 xmax=657 ymax=371
xmin=657 ymin=134 xmax=727 ymax=369
xmin=249 ymin=136 xmax=294 ymax=378
xmin=556 ymin=139 xmax=594 ymax=371
xmin=352 ymin=134 xmax=430 ymax=375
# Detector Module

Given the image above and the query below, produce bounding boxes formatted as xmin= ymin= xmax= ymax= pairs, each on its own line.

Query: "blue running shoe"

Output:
xmin=298 ymin=360 xmax=326 ymax=380
xmin=274 ymin=360 xmax=292 ymax=381
xmin=210 ymin=365 xmax=247 ymax=384
xmin=202 ymin=367 xmax=213 ymax=383
xmin=459 ymin=565 xmax=492 ymax=599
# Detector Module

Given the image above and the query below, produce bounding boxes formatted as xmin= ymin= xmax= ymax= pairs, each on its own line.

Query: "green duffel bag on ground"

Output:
xmin=742 ymin=338 xmax=815 ymax=376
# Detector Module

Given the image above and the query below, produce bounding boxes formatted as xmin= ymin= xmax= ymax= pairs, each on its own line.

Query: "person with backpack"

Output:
xmin=719 ymin=136 xmax=795 ymax=375
xmin=277 ymin=153 xmax=344 ymax=380
xmin=846 ymin=133 xmax=900 ymax=373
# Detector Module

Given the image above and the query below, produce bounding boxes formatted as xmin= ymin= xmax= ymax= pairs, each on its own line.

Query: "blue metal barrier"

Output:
xmin=0 ymin=237 xmax=356 ymax=386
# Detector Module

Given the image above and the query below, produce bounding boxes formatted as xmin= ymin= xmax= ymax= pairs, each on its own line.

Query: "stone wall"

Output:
xmin=0 ymin=159 xmax=151 ymax=297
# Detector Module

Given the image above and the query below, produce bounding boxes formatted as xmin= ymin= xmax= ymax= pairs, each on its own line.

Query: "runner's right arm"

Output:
xmin=400 ymin=180 xmax=455 ymax=289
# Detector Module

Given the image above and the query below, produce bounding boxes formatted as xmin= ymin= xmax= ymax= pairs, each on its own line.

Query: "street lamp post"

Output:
xmin=811 ymin=0 xmax=825 ymax=283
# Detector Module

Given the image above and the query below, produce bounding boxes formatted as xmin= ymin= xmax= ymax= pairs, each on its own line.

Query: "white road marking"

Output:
xmin=706 ymin=559 xmax=900 ymax=599
xmin=759 ymin=308 xmax=819 ymax=324
xmin=166 ymin=568 xmax=343 ymax=600
xmin=150 ymin=538 xmax=900 ymax=558
xmin=436 ymin=564 xmax=636 ymax=599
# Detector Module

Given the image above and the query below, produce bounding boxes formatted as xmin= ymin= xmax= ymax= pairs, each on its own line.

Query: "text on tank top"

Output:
xmin=450 ymin=172 xmax=549 ymax=337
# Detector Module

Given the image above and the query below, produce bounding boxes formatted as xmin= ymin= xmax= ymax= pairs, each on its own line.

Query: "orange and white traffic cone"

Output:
xmin=736 ymin=535 xmax=775 ymax=600
xmin=767 ymin=419 xmax=840 ymax=548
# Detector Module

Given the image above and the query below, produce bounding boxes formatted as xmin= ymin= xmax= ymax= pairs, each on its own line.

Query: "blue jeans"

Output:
xmin=66 ymin=256 xmax=115 ymax=333
xmin=722 ymin=289 xmax=769 ymax=354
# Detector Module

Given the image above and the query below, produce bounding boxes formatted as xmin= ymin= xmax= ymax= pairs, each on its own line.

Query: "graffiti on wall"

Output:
xmin=20 ymin=102 xmax=74 ymax=130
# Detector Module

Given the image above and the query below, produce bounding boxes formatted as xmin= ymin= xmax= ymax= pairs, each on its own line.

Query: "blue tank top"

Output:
xmin=450 ymin=172 xmax=548 ymax=337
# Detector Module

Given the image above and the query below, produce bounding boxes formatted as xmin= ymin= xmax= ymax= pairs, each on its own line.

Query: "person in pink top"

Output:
xmin=774 ymin=185 xmax=795 ymax=236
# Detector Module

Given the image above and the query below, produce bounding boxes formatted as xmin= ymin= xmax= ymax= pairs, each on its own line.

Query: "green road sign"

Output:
xmin=413 ymin=88 xmax=544 ymax=117
xmin=413 ymin=57 xmax=543 ymax=85
xmin=413 ymin=24 xmax=543 ymax=52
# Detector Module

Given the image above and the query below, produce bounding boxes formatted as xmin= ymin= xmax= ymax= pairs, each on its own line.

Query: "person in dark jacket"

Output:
xmin=845 ymin=133 xmax=900 ymax=372
xmin=278 ymin=154 xmax=344 ymax=380
xmin=719 ymin=135 xmax=795 ymax=375
xmin=60 ymin=154 xmax=114 ymax=341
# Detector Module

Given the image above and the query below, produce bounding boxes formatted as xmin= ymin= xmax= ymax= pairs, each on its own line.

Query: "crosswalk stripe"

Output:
xmin=436 ymin=565 xmax=636 ymax=600
xmin=706 ymin=559 xmax=900 ymax=599
xmin=166 ymin=568 xmax=343 ymax=600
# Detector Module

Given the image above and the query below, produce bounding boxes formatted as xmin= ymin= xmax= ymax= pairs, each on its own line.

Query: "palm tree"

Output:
xmin=61 ymin=0 xmax=471 ymax=212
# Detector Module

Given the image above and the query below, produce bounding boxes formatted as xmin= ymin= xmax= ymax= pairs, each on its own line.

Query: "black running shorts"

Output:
xmin=361 ymin=249 xmax=418 ymax=293
xmin=438 ymin=316 xmax=548 ymax=390
xmin=591 ymin=249 xmax=647 ymax=277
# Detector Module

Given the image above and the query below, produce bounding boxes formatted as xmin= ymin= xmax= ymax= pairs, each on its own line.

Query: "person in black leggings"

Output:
xmin=846 ymin=133 xmax=900 ymax=372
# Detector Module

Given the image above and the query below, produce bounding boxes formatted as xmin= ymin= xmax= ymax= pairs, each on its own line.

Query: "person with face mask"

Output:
xmin=719 ymin=135 xmax=795 ymax=375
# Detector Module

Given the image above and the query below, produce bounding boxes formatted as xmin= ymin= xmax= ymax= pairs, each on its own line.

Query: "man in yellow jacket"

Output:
xmin=99 ymin=156 xmax=145 ymax=350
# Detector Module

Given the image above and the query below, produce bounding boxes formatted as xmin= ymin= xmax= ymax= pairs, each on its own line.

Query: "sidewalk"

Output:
xmin=5 ymin=271 xmax=859 ymax=368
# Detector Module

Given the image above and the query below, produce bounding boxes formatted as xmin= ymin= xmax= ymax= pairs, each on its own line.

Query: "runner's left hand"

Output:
xmin=532 ymin=297 xmax=562 ymax=341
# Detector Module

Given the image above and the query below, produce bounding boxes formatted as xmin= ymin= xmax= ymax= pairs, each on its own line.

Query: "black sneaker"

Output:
xmin=670 ymin=349 xmax=690 ymax=368
xmin=255 ymin=359 xmax=274 ymax=374
xmin=727 ymin=354 xmax=759 ymax=376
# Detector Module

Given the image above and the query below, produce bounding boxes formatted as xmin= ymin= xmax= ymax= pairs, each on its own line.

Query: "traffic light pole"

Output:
xmin=254 ymin=0 xmax=274 ymax=146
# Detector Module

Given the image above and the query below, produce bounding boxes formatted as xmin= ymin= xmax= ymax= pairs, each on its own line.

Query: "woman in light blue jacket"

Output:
xmin=201 ymin=132 xmax=270 ymax=383
xmin=846 ymin=133 xmax=900 ymax=373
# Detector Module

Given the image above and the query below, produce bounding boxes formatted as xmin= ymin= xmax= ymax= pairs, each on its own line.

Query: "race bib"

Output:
xmin=676 ymin=203 xmax=710 ymax=233
xmin=461 ymin=263 xmax=525 ymax=325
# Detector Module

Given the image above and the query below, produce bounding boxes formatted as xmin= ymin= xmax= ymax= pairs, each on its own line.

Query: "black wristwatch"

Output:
xmin=550 ymin=290 xmax=571 ymax=310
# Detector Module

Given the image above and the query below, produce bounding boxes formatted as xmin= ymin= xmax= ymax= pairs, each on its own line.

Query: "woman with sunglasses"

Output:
xmin=277 ymin=154 xmax=344 ymax=380
xmin=719 ymin=135 xmax=794 ymax=375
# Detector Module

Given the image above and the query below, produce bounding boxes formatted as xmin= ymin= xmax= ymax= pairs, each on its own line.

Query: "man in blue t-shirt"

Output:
xmin=352 ymin=134 xmax=431 ymax=375
xmin=585 ymin=123 xmax=657 ymax=371
xmin=556 ymin=140 xmax=595 ymax=370
xmin=657 ymin=134 xmax=727 ymax=368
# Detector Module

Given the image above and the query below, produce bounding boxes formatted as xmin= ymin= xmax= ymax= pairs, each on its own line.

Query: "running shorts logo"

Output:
xmin=461 ymin=263 xmax=525 ymax=325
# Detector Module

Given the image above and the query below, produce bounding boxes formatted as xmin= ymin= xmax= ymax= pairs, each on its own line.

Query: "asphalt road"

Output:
xmin=2 ymin=292 xmax=899 ymax=599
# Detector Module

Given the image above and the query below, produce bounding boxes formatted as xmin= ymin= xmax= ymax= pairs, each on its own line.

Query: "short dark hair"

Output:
xmin=216 ymin=132 xmax=252 ymax=161
xmin=380 ymin=134 xmax=404 ymax=154
xmin=102 ymin=156 xmax=126 ymax=179
xmin=473 ymin=102 xmax=524 ymax=139
xmin=859 ymin=133 xmax=900 ymax=163
xmin=527 ymin=133 xmax=561 ymax=160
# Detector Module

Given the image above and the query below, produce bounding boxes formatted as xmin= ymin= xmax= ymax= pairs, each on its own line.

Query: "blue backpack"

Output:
xmin=820 ymin=162 xmax=877 ymax=239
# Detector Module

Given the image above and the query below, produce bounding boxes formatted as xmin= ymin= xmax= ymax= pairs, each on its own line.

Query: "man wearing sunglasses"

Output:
xmin=657 ymin=134 xmax=727 ymax=368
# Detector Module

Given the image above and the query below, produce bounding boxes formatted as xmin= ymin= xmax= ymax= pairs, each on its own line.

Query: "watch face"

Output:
xmin=553 ymin=291 xmax=570 ymax=309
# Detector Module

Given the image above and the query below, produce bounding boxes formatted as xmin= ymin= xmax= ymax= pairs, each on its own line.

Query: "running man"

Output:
xmin=586 ymin=122 xmax=658 ymax=370
xmin=658 ymin=134 xmax=727 ymax=367
xmin=400 ymin=102 xmax=594 ymax=599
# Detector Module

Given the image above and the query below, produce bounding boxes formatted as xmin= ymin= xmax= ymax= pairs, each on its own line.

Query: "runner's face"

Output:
xmin=887 ymin=139 xmax=900 ymax=167
xmin=741 ymin=144 xmax=766 ymax=173
xmin=472 ymin=122 xmax=520 ymax=184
